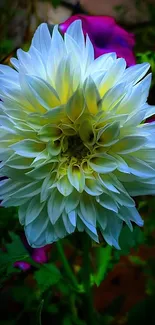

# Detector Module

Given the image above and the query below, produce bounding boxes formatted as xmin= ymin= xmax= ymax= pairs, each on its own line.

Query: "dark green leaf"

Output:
xmin=94 ymin=245 xmax=112 ymax=286
xmin=6 ymin=232 xmax=28 ymax=257
xmin=119 ymin=226 xmax=144 ymax=254
xmin=128 ymin=296 xmax=155 ymax=325
xmin=0 ymin=232 xmax=29 ymax=278
xmin=34 ymin=263 xmax=61 ymax=293
xmin=37 ymin=299 xmax=44 ymax=325
xmin=63 ymin=316 xmax=72 ymax=325
xmin=52 ymin=0 xmax=61 ymax=8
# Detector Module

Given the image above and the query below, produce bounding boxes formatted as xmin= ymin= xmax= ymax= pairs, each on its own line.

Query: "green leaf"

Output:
xmin=129 ymin=255 xmax=146 ymax=266
xmin=0 ymin=232 xmax=29 ymax=278
xmin=11 ymin=285 xmax=37 ymax=305
xmin=63 ymin=316 xmax=72 ymax=325
xmin=37 ymin=299 xmax=44 ymax=325
xmin=71 ymin=315 xmax=87 ymax=325
xmin=0 ymin=207 xmax=18 ymax=240
xmin=34 ymin=263 xmax=61 ymax=293
xmin=6 ymin=232 xmax=28 ymax=257
xmin=46 ymin=304 xmax=58 ymax=313
xmin=114 ymin=225 xmax=145 ymax=259
xmin=128 ymin=296 xmax=155 ymax=325
xmin=52 ymin=0 xmax=61 ymax=8
xmin=94 ymin=245 xmax=112 ymax=287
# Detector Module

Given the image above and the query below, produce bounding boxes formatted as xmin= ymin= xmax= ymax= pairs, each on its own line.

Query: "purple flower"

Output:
xmin=14 ymin=261 xmax=31 ymax=271
xmin=14 ymin=235 xmax=51 ymax=271
xmin=59 ymin=15 xmax=136 ymax=66
xmin=31 ymin=247 xmax=48 ymax=264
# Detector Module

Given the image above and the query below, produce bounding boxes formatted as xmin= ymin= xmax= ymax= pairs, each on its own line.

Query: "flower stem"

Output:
xmin=82 ymin=234 xmax=96 ymax=325
xmin=56 ymin=240 xmax=78 ymax=289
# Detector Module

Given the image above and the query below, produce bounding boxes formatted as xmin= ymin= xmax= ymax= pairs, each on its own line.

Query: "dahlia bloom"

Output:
xmin=59 ymin=15 xmax=136 ymax=66
xmin=0 ymin=21 xmax=155 ymax=249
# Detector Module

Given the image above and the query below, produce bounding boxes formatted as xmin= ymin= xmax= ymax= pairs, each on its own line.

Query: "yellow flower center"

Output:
xmin=65 ymin=135 xmax=90 ymax=160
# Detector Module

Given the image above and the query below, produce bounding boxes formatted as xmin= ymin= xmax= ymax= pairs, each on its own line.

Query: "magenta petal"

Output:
xmin=59 ymin=14 xmax=136 ymax=66
xmin=60 ymin=14 xmax=115 ymax=36
xmin=14 ymin=261 xmax=31 ymax=271
xmin=95 ymin=46 xmax=136 ymax=66
xmin=32 ymin=247 xmax=48 ymax=264
xmin=146 ymin=116 xmax=155 ymax=123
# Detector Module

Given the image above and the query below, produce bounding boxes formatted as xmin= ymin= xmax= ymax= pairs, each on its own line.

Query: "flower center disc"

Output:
xmin=66 ymin=135 xmax=90 ymax=160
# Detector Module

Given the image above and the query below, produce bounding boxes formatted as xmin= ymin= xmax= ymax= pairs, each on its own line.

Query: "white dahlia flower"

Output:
xmin=0 ymin=21 xmax=155 ymax=248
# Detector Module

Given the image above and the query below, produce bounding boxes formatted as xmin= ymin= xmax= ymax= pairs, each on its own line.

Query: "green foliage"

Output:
xmin=63 ymin=315 xmax=87 ymax=325
xmin=119 ymin=226 xmax=144 ymax=253
xmin=94 ymin=245 xmax=112 ymax=286
xmin=0 ymin=207 xmax=18 ymax=241
xmin=63 ymin=316 xmax=73 ymax=325
xmin=128 ymin=296 xmax=155 ymax=325
xmin=114 ymin=4 xmax=127 ymax=21
xmin=51 ymin=0 xmax=61 ymax=8
xmin=5 ymin=232 xmax=28 ymax=257
xmin=37 ymin=299 xmax=44 ymax=325
xmin=34 ymin=263 xmax=61 ymax=293
xmin=0 ymin=232 xmax=29 ymax=279
xmin=136 ymin=51 xmax=155 ymax=86
xmin=11 ymin=285 xmax=37 ymax=304
xmin=0 ymin=39 xmax=13 ymax=58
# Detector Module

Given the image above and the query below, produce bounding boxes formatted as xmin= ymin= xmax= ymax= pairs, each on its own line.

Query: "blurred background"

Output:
xmin=1 ymin=0 xmax=155 ymax=61
xmin=1 ymin=1 xmax=155 ymax=325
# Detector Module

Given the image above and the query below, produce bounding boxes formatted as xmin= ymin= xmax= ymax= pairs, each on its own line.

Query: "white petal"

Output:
xmin=66 ymin=20 xmax=85 ymax=54
xmin=25 ymin=75 xmax=60 ymax=110
xmin=10 ymin=58 xmax=20 ymax=70
xmin=62 ymin=211 xmax=75 ymax=234
xmin=112 ymin=135 xmax=147 ymax=154
xmin=85 ymin=178 xmax=103 ymax=196
xmin=28 ymin=46 xmax=47 ymax=79
xmin=11 ymin=181 xmax=42 ymax=199
xmin=68 ymin=210 xmax=77 ymax=227
xmin=64 ymin=33 xmax=81 ymax=64
xmin=86 ymin=53 xmax=116 ymax=77
xmin=10 ymin=140 xmax=45 ymax=158
xmin=125 ymin=155 xmax=155 ymax=178
xmin=57 ymin=175 xmax=73 ymax=196
xmin=84 ymin=76 xmax=100 ymax=114
xmin=85 ymin=34 xmax=94 ymax=68
xmin=98 ymin=174 xmax=119 ymax=193
xmin=53 ymin=218 xmax=67 ymax=239
xmin=19 ymin=72 xmax=44 ymax=113
xmin=17 ymin=49 xmax=34 ymax=74
xmin=89 ymin=154 xmax=117 ymax=173
xmin=121 ymin=63 xmax=150 ymax=85
xmin=97 ymin=193 xmax=118 ymax=213
xmin=68 ymin=164 xmax=85 ymax=192
xmin=80 ymin=193 xmax=96 ymax=227
xmin=65 ymin=190 xmax=79 ymax=213
xmin=47 ymin=189 xmax=65 ymax=224
xmin=25 ymin=207 xmax=49 ymax=247
xmin=144 ymin=104 xmax=155 ymax=119
xmin=117 ymin=73 xmax=152 ymax=114
xmin=66 ymin=88 xmax=84 ymax=122
xmin=100 ymin=213 xmax=122 ymax=249
xmin=100 ymin=83 xmax=126 ymax=112
xmin=32 ymin=23 xmax=51 ymax=61
xmin=55 ymin=55 xmax=73 ymax=103
xmin=0 ymin=64 xmax=19 ymax=79
xmin=98 ymin=58 xmax=126 ymax=97
xmin=25 ymin=195 xmax=45 ymax=225
xmin=47 ymin=25 xmax=66 ymax=81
